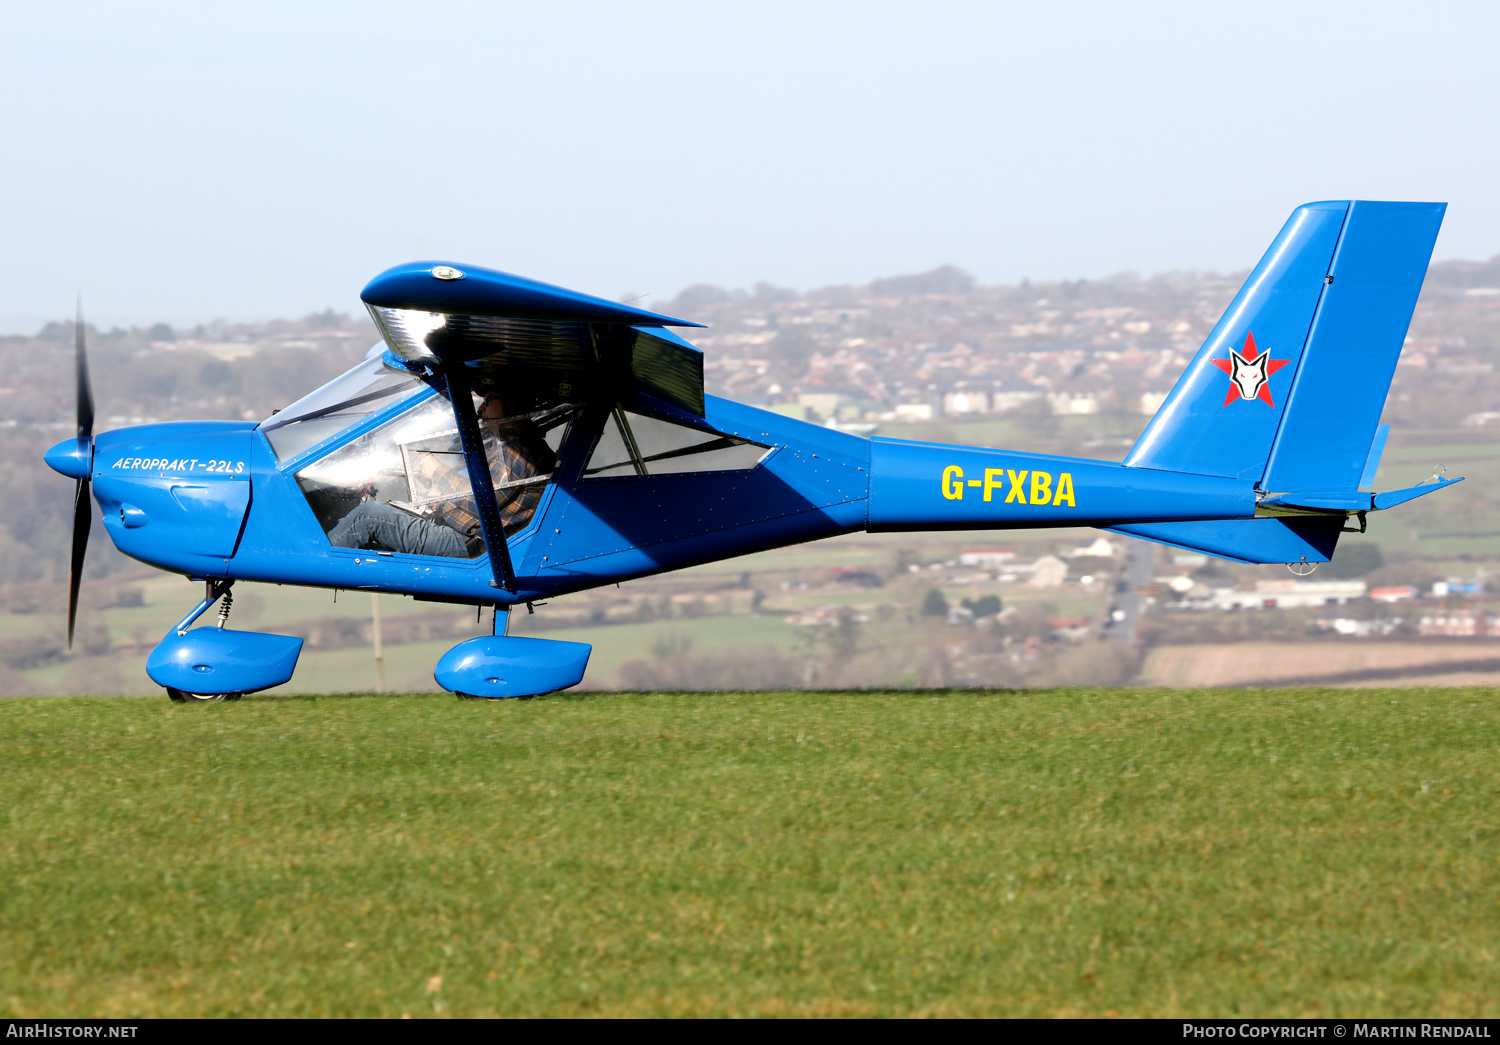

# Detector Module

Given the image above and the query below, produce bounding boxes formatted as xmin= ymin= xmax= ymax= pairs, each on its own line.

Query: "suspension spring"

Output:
xmin=216 ymin=590 xmax=234 ymax=629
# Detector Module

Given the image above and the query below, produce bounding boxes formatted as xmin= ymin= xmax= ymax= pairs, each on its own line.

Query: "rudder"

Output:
xmin=1261 ymin=201 xmax=1445 ymax=493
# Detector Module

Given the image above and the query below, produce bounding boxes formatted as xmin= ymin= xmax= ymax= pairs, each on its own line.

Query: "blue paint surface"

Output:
xmin=433 ymin=635 xmax=592 ymax=698
xmin=1262 ymin=202 xmax=1446 ymax=493
xmin=1108 ymin=517 xmax=1345 ymax=565
xmin=91 ymin=421 xmax=256 ymax=576
xmin=43 ymin=437 xmax=91 ymax=479
xmin=526 ymin=396 xmax=870 ymax=577
xmin=1359 ymin=424 xmax=1391 ymax=489
xmin=1373 ymin=475 xmax=1463 ymax=511
xmin=146 ymin=627 xmax=304 ymax=695
xmin=362 ymin=261 xmax=699 ymax=330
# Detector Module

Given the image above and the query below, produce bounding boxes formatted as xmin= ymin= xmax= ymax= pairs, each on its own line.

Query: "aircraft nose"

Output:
xmin=45 ymin=438 xmax=92 ymax=479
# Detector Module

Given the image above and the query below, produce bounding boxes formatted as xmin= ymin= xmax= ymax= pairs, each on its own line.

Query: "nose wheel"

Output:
xmin=166 ymin=688 xmax=243 ymax=703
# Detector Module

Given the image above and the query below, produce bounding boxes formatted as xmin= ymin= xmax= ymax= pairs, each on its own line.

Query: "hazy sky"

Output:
xmin=3 ymin=1 xmax=1498 ymax=329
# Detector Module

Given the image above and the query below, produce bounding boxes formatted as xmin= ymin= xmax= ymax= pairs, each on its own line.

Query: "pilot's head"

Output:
xmin=480 ymin=394 xmax=506 ymax=421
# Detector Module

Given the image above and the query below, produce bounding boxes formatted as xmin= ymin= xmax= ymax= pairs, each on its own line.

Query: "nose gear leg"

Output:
xmin=171 ymin=579 xmax=235 ymax=637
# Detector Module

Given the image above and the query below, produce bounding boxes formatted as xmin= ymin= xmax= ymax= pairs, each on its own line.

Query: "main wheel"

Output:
xmin=166 ymin=688 xmax=243 ymax=703
xmin=454 ymin=692 xmax=534 ymax=701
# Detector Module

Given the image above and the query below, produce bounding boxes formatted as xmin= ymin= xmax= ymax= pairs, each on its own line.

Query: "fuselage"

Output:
xmin=58 ymin=376 xmax=1256 ymax=606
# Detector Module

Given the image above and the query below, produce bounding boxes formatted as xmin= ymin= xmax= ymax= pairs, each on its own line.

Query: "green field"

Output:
xmin=2 ymin=687 xmax=1497 ymax=1018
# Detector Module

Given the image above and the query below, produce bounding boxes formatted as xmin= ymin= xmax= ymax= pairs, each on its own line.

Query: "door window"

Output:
xmin=584 ymin=410 xmax=769 ymax=477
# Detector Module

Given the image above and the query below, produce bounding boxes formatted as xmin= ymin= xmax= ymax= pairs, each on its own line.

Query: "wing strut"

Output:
xmin=443 ymin=365 xmax=516 ymax=593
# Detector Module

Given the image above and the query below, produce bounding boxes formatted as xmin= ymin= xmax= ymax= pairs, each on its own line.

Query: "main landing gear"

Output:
xmin=162 ymin=583 xmax=241 ymax=702
xmin=146 ymin=580 xmax=306 ymax=703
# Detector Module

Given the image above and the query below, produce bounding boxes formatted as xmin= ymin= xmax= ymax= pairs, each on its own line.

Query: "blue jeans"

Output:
xmin=327 ymin=502 xmax=473 ymax=558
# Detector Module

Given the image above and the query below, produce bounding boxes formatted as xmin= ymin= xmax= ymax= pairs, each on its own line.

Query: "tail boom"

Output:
xmin=866 ymin=438 xmax=1254 ymax=531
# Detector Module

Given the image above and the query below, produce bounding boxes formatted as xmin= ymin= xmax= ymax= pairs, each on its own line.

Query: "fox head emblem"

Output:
xmin=1212 ymin=331 xmax=1289 ymax=407
xmin=1227 ymin=347 xmax=1271 ymax=401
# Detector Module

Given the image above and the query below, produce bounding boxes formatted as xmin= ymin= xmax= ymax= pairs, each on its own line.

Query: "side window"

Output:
xmin=584 ymin=410 xmax=769 ymax=478
xmin=295 ymin=395 xmax=575 ymax=558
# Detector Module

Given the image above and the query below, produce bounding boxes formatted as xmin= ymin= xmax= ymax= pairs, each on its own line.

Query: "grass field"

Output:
xmin=2 ymin=688 xmax=1498 ymax=1018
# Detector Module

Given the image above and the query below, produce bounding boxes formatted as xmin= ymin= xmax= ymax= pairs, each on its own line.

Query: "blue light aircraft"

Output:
xmin=45 ymin=200 xmax=1462 ymax=700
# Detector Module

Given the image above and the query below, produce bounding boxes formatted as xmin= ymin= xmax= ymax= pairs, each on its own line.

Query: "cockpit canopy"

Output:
xmin=259 ymin=341 xmax=769 ymax=563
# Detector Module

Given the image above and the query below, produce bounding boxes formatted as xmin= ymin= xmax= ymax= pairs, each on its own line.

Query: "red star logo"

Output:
xmin=1211 ymin=330 xmax=1289 ymax=407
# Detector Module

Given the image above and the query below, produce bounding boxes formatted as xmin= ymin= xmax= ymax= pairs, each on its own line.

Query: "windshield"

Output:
xmin=259 ymin=351 xmax=424 ymax=462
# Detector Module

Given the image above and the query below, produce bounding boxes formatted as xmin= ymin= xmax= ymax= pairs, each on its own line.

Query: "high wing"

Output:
xmin=363 ymin=261 xmax=705 ymax=414
xmin=360 ymin=261 xmax=706 ymax=592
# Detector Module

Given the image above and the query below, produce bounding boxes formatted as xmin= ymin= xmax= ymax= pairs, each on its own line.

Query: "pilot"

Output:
xmin=327 ymin=392 xmax=556 ymax=557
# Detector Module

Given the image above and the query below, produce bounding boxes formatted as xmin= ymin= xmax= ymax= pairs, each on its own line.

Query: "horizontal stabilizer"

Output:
xmin=1372 ymin=474 xmax=1463 ymax=511
xmin=1257 ymin=474 xmax=1463 ymax=514
xmin=1107 ymin=516 xmax=1344 ymax=565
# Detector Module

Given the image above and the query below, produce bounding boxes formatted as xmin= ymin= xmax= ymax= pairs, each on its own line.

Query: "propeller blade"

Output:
xmin=75 ymin=301 xmax=94 ymax=442
xmin=67 ymin=304 xmax=94 ymax=648
xmin=67 ymin=476 xmax=90 ymax=648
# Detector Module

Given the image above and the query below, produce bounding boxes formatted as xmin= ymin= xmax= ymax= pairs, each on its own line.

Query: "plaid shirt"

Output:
xmin=427 ymin=420 xmax=556 ymax=540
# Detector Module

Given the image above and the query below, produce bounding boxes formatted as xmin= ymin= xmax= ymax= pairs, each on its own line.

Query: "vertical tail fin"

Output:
xmin=1125 ymin=200 xmax=1445 ymax=492
xmin=1260 ymin=202 xmax=1444 ymax=492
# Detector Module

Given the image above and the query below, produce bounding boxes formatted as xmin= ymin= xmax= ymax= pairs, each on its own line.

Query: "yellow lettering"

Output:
xmin=983 ymin=468 xmax=1004 ymax=502
xmin=1031 ymin=471 xmax=1053 ymax=505
xmin=942 ymin=465 xmax=965 ymax=500
xmin=1054 ymin=472 xmax=1076 ymax=507
xmin=1005 ymin=470 xmax=1029 ymax=503
xmin=967 ymin=479 xmax=982 ymax=487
